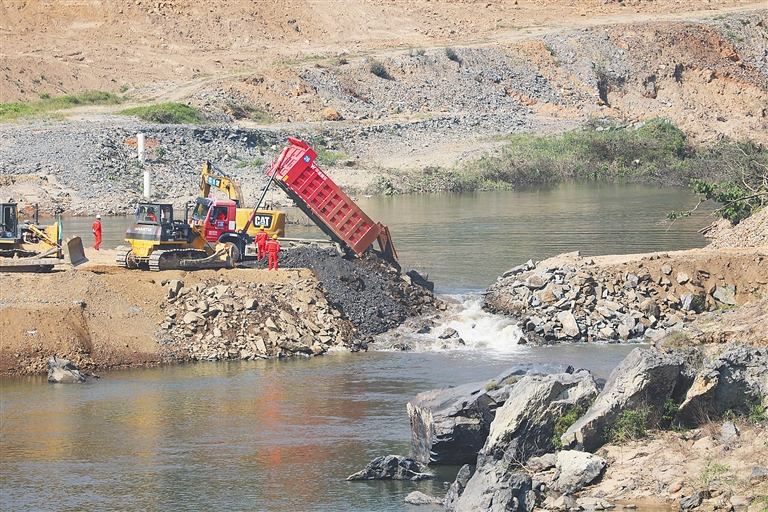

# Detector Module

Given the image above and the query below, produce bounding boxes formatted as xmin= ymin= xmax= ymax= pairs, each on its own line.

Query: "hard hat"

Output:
xmin=259 ymin=225 xmax=265 ymax=230
xmin=96 ymin=215 xmax=101 ymax=219
xmin=272 ymin=234 xmax=278 ymax=239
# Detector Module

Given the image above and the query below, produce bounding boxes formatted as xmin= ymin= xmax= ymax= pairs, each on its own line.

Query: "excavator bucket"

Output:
xmin=65 ymin=237 xmax=89 ymax=267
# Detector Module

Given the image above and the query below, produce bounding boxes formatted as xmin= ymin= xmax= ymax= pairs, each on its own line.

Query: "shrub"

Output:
xmin=553 ymin=405 xmax=586 ymax=449
xmin=120 ymin=103 xmax=204 ymax=124
xmin=485 ymin=381 xmax=500 ymax=392
xmin=408 ymin=47 xmax=426 ymax=57
xmin=607 ymin=407 xmax=649 ymax=443
xmin=446 ymin=47 xmax=462 ymax=64
xmin=369 ymin=59 xmax=390 ymax=79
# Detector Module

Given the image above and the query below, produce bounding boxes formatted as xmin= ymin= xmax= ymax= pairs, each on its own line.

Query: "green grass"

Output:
xmin=607 ymin=407 xmax=650 ymax=443
xmin=0 ymin=90 xmax=122 ymax=121
xmin=315 ymin=147 xmax=347 ymax=166
xmin=120 ymin=102 xmax=204 ymax=124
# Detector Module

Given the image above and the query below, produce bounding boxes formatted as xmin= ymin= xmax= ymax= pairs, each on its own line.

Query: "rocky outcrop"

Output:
xmin=443 ymin=464 xmax=474 ymax=511
xmin=449 ymin=466 xmax=534 ymax=512
xmin=346 ymin=455 xmax=433 ymax=481
xmin=46 ymin=356 xmax=86 ymax=383
xmin=407 ymin=363 xmax=573 ymax=465
xmin=483 ymin=251 xmax=768 ymax=345
xmin=678 ymin=345 xmax=768 ymax=425
xmin=477 ymin=370 xmax=600 ymax=470
xmin=561 ymin=348 xmax=683 ymax=451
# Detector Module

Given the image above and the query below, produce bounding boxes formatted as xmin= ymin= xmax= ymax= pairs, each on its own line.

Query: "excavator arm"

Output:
xmin=200 ymin=161 xmax=245 ymax=206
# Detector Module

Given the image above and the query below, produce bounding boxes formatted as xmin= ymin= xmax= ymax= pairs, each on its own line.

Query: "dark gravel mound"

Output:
xmin=242 ymin=246 xmax=434 ymax=336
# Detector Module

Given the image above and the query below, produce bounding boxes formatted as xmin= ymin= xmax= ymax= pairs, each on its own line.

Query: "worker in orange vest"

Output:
xmin=266 ymin=234 xmax=281 ymax=270
xmin=255 ymin=225 xmax=269 ymax=260
xmin=92 ymin=214 xmax=102 ymax=250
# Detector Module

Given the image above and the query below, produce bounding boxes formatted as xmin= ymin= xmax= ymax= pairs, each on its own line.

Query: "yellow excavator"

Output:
xmin=116 ymin=202 xmax=232 ymax=271
xmin=0 ymin=202 xmax=88 ymax=272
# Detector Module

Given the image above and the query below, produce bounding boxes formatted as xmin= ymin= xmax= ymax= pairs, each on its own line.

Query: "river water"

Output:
xmin=2 ymin=184 xmax=712 ymax=510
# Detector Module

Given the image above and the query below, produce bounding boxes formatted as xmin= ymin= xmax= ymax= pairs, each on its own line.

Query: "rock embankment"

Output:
xmin=483 ymin=248 xmax=768 ymax=346
xmin=403 ymin=345 xmax=768 ymax=511
xmin=0 ymin=247 xmax=438 ymax=376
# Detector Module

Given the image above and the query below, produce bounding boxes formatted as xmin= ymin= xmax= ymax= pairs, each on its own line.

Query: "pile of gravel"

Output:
xmin=243 ymin=246 xmax=437 ymax=336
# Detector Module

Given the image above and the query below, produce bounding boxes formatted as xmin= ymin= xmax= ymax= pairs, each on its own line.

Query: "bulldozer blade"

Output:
xmin=65 ymin=237 xmax=89 ymax=267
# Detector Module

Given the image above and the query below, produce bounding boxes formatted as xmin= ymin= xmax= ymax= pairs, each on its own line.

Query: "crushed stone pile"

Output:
xmin=243 ymin=246 xmax=438 ymax=337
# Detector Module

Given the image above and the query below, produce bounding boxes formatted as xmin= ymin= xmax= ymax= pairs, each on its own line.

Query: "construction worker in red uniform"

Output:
xmin=255 ymin=225 xmax=269 ymax=260
xmin=266 ymin=234 xmax=281 ymax=270
xmin=92 ymin=215 xmax=102 ymax=250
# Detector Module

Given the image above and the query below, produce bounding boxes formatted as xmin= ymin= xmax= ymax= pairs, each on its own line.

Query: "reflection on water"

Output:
xmin=62 ymin=183 xmax=711 ymax=293
xmin=4 ymin=183 xmax=708 ymax=510
xmin=1 ymin=346 xmax=639 ymax=511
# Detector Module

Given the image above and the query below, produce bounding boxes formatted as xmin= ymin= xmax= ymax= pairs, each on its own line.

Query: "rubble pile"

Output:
xmin=246 ymin=246 xmax=440 ymax=337
xmin=158 ymin=276 xmax=359 ymax=362
xmin=483 ymin=250 xmax=768 ymax=345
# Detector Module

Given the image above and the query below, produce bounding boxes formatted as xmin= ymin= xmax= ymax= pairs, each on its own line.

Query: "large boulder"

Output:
xmin=46 ymin=356 xmax=86 ymax=383
xmin=346 ymin=455 xmax=433 ymax=481
xmin=478 ymin=370 xmax=600 ymax=470
xmin=678 ymin=346 xmax=768 ymax=425
xmin=551 ymin=450 xmax=606 ymax=494
xmin=561 ymin=348 xmax=683 ymax=451
xmin=407 ymin=364 xmax=573 ymax=465
xmin=449 ymin=465 xmax=534 ymax=512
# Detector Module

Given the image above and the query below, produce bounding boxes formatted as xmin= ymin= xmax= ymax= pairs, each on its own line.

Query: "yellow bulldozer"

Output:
xmin=0 ymin=202 xmax=88 ymax=272
xmin=116 ymin=202 xmax=233 ymax=271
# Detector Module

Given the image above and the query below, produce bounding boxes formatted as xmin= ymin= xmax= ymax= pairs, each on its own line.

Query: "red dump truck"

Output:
xmin=267 ymin=137 xmax=397 ymax=262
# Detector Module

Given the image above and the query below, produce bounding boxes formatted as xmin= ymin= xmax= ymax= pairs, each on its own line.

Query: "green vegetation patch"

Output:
xmin=0 ymin=90 xmax=122 ymax=121
xmin=120 ymin=102 xmax=204 ymax=124
xmin=553 ymin=404 xmax=586 ymax=450
xmin=607 ymin=407 xmax=650 ymax=443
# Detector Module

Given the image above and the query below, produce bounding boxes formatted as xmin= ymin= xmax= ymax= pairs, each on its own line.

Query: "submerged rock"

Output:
xmin=46 ymin=356 xmax=86 ymax=383
xmin=346 ymin=455 xmax=433 ymax=481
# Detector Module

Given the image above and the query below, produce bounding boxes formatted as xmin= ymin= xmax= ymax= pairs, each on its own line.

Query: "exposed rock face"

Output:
xmin=407 ymin=363 xmax=573 ymax=465
xmin=450 ymin=466 xmax=534 ymax=512
xmin=477 ymin=370 xmax=600 ymax=470
xmin=561 ymin=348 xmax=683 ymax=452
xmin=551 ymin=450 xmax=606 ymax=494
xmin=46 ymin=356 xmax=86 ymax=383
xmin=443 ymin=464 xmax=474 ymax=511
xmin=678 ymin=345 xmax=768 ymax=425
xmin=346 ymin=455 xmax=433 ymax=481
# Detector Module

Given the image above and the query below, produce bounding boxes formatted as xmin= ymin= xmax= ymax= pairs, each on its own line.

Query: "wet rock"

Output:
xmin=562 ymin=348 xmax=683 ymax=451
xmin=404 ymin=491 xmax=442 ymax=505
xmin=346 ymin=455 xmax=433 ymax=481
xmin=407 ymin=363 xmax=573 ymax=465
xmin=443 ymin=464 xmax=473 ymax=511
xmin=47 ymin=356 xmax=86 ymax=383
xmin=551 ymin=450 xmax=606 ymax=494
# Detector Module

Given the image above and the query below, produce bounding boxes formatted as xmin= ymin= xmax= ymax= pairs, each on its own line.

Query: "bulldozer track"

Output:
xmin=148 ymin=248 xmax=209 ymax=271
xmin=115 ymin=249 xmax=130 ymax=268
